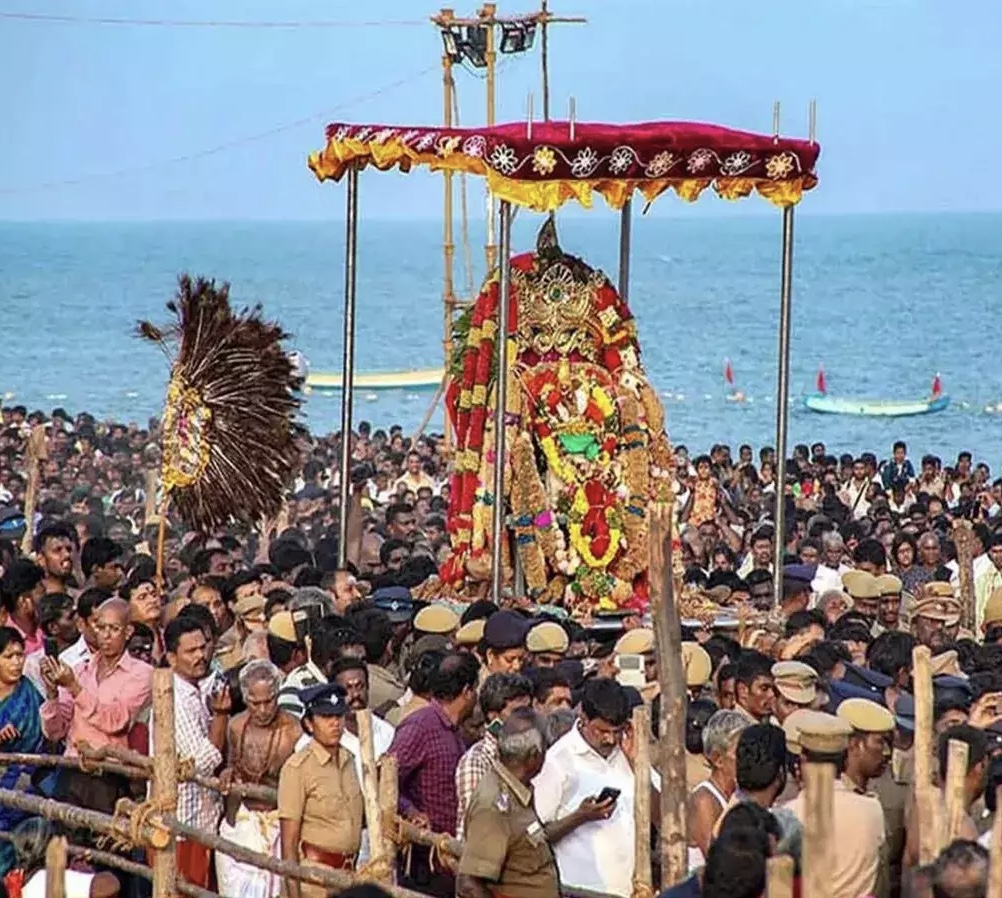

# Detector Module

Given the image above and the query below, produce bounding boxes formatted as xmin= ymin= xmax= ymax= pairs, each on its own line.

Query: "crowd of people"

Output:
xmin=0 ymin=403 xmax=1001 ymax=898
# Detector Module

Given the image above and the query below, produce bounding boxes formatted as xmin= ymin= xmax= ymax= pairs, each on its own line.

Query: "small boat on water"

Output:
xmin=803 ymin=369 xmax=949 ymax=418
xmin=306 ymin=367 xmax=444 ymax=394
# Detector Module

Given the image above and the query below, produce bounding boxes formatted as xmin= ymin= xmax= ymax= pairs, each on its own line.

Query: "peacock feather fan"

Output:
xmin=138 ymin=274 xmax=304 ymax=531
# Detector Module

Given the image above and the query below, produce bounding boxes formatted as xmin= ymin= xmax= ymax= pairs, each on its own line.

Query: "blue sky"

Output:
xmin=1 ymin=0 xmax=998 ymax=220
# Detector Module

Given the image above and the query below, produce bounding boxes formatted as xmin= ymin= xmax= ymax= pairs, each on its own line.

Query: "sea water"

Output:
xmin=1 ymin=213 xmax=1000 ymax=461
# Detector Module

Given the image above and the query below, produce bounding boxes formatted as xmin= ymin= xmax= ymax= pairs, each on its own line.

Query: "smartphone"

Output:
xmin=596 ymin=787 xmax=621 ymax=804
xmin=43 ymin=637 xmax=59 ymax=658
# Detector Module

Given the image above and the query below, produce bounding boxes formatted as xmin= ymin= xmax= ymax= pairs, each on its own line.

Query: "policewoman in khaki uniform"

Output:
xmin=278 ymin=683 xmax=364 ymax=898
xmin=458 ymin=708 xmax=561 ymax=898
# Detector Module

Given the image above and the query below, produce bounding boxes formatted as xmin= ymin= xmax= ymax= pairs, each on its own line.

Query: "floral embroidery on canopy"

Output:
xmin=308 ymin=119 xmax=821 ymax=211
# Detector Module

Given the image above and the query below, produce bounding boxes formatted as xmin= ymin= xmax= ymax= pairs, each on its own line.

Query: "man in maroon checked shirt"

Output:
xmin=389 ymin=651 xmax=480 ymax=898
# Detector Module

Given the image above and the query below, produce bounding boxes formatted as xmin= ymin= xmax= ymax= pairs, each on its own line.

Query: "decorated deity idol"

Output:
xmin=441 ymin=220 xmax=674 ymax=615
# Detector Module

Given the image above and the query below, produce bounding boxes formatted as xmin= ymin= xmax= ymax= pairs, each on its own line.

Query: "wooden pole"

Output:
xmin=357 ymin=710 xmax=389 ymax=882
xmin=0 ymin=789 xmax=170 ymax=849
xmin=20 ymin=424 xmax=47 ymax=555
xmin=631 ymin=704 xmax=652 ymax=896
xmin=379 ymin=754 xmax=399 ymax=884
xmin=151 ymin=668 xmax=178 ymax=898
xmin=45 ymin=836 xmax=67 ymax=898
xmin=943 ymin=738 xmax=970 ymax=844
xmin=913 ymin=645 xmax=939 ymax=864
xmin=0 ymin=833 xmax=216 ymax=898
xmin=766 ymin=855 xmax=795 ymax=898
xmin=798 ymin=730 xmax=842 ymax=898
xmin=988 ymin=786 xmax=1002 ymax=898
xmin=154 ymin=498 xmax=170 ymax=594
xmin=144 ymin=469 xmax=158 ymax=524
xmin=954 ymin=520 xmax=976 ymax=632
xmin=648 ymin=502 xmax=687 ymax=888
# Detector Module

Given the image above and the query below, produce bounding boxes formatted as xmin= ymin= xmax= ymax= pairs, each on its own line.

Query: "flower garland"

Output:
xmin=567 ymin=481 xmax=622 ymax=568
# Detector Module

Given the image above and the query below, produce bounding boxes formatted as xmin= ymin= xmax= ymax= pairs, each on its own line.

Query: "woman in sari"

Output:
xmin=0 ymin=627 xmax=48 ymax=876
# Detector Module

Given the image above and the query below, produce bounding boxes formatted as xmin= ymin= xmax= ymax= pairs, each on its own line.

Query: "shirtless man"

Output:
xmin=216 ymin=659 xmax=300 ymax=898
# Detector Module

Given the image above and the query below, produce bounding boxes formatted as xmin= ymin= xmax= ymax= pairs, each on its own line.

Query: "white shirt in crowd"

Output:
xmin=23 ymin=870 xmax=95 ymax=898
xmin=295 ymin=713 xmax=394 ymax=862
xmin=532 ymin=723 xmax=636 ymax=898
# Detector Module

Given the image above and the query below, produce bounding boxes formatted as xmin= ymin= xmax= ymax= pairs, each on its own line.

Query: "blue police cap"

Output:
xmin=299 ymin=683 xmax=349 ymax=717
xmin=825 ymin=678 xmax=888 ymax=713
xmin=894 ymin=693 xmax=915 ymax=731
xmin=782 ymin=563 xmax=817 ymax=585
xmin=372 ymin=586 xmax=415 ymax=623
xmin=842 ymin=663 xmax=892 ymax=696
xmin=483 ymin=609 xmax=531 ymax=650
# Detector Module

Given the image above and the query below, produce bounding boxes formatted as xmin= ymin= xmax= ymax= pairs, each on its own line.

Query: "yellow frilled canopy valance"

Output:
xmin=308 ymin=120 xmax=820 ymax=211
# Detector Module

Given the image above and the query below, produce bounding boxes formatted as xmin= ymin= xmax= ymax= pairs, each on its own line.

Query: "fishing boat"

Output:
xmin=305 ymin=368 xmax=444 ymax=394
xmin=804 ymin=368 xmax=949 ymax=417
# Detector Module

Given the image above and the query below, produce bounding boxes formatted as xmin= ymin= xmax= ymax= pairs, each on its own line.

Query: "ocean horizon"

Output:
xmin=3 ymin=212 xmax=1001 ymax=464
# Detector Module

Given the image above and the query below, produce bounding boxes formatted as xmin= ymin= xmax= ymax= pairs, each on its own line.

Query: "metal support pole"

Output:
xmin=540 ymin=0 xmax=550 ymax=121
xmin=442 ymin=53 xmax=456 ymax=450
xmin=772 ymin=206 xmax=795 ymax=607
xmin=490 ymin=201 xmax=513 ymax=601
xmin=337 ymin=166 xmax=360 ymax=568
xmin=484 ymin=6 xmax=498 ymax=272
xmin=618 ymin=199 xmax=632 ymax=301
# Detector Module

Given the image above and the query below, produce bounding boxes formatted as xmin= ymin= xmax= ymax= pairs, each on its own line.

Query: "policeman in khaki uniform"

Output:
xmin=771 ymin=660 xmax=820 ymax=724
xmin=458 ymin=708 xmax=561 ymax=898
xmin=278 ymin=683 xmax=364 ymax=898
xmin=910 ymin=593 xmax=962 ymax=653
xmin=525 ymin=621 xmax=568 ymax=669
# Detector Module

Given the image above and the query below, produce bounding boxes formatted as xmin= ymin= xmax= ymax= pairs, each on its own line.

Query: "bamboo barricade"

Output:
xmin=630 ymin=704 xmax=652 ymax=898
xmin=954 ymin=520 xmax=977 ymax=632
xmin=766 ymin=855 xmax=795 ymax=898
xmin=150 ymin=668 xmax=179 ymax=898
xmin=988 ymin=786 xmax=1002 ymax=898
xmin=798 ymin=724 xmax=844 ymax=898
xmin=357 ymin=710 xmax=391 ymax=884
xmin=943 ymin=738 xmax=970 ymax=843
xmin=379 ymin=754 xmax=400 ymax=884
xmin=20 ymin=425 xmax=47 ymax=555
xmin=0 ymin=832 xmax=216 ymax=898
xmin=45 ymin=836 xmax=67 ymax=898
xmin=647 ymin=503 xmax=688 ymax=888
xmin=912 ymin=645 xmax=940 ymax=863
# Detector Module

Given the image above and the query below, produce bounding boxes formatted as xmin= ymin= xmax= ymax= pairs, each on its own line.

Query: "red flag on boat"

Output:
xmin=932 ymin=373 xmax=943 ymax=397
xmin=816 ymin=365 xmax=827 ymax=395
xmin=724 ymin=358 xmax=734 ymax=387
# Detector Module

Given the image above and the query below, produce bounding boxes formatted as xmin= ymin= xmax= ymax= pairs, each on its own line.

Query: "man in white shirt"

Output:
xmin=533 ymin=678 xmax=635 ymax=898
xmin=59 ymin=586 xmax=107 ymax=670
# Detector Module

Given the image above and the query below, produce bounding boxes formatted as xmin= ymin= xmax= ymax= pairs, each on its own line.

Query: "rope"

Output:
xmin=452 ymin=85 xmax=476 ymax=300
xmin=104 ymin=796 xmax=172 ymax=853
xmin=631 ymin=880 xmax=656 ymax=898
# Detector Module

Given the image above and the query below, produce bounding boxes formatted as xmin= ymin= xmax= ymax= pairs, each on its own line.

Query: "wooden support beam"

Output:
xmin=151 ymin=668 xmax=178 ymax=898
xmin=379 ymin=754 xmax=400 ymax=884
xmin=631 ymin=704 xmax=652 ymax=894
xmin=45 ymin=836 xmax=67 ymax=898
xmin=357 ymin=710 xmax=390 ymax=882
xmin=944 ymin=738 xmax=970 ymax=843
xmin=913 ymin=645 xmax=940 ymax=863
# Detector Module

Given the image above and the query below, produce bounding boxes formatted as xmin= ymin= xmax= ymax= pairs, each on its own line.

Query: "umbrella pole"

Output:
xmin=491 ymin=200 xmax=513 ymax=601
xmin=337 ymin=165 xmax=360 ymax=568
xmin=771 ymin=205 xmax=795 ymax=606
xmin=618 ymin=199 xmax=632 ymax=301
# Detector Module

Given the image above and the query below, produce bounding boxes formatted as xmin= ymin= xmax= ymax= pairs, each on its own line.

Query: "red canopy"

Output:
xmin=309 ymin=119 xmax=820 ymax=211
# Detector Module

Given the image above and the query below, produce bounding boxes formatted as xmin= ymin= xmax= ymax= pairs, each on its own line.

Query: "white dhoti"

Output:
xmin=216 ymin=806 xmax=281 ymax=898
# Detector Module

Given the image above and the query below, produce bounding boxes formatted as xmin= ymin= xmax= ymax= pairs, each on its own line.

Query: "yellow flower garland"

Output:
xmin=568 ymin=486 xmax=621 ymax=569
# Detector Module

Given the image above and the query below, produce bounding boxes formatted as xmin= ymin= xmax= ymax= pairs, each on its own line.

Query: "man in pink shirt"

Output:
xmin=40 ymin=597 xmax=153 ymax=816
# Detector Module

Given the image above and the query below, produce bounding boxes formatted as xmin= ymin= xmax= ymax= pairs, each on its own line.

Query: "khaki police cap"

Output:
xmin=267 ymin=610 xmax=297 ymax=643
xmin=454 ymin=618 xmax=486 ymax=646
xmin=797 ymin=712 xmax=853 ymax=754
xmin=615 ymin=627 xmax=655 ymax=655
xmin=234 ymin=592 xmax=265 ymax=618
xmin=771 ymin=660 xmax=819 ymax=706
xmin=841 ymin=570 xmax=881 ymax=600
xmin=706 ymin=585 xmax=733 ymax=606
xmin=875 ymin=574 xmax=903 ymax=597
xmin=526 ymin=621 xmax=569 ymax=654
xmin=682 ymin=642 xmax=712 ymax=688
xmin=837 ymin=697 xmax=895 ymax=734
xmin=984 ymin=588 xmax=1002 ymax=628
xmin=913 ymin=595 xmax=961 ymax=625
xmin=413 ymin=604 xmax=460 ymax=635
xmin=783 ymin=709 xmax=841 ymax=756
xmin=923 ymin=581 xmax=955 ymax=599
